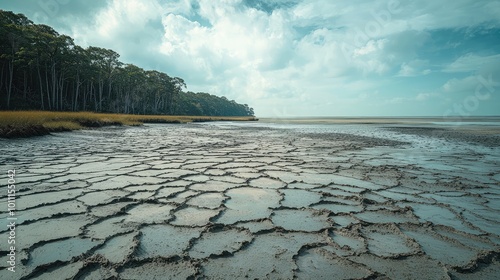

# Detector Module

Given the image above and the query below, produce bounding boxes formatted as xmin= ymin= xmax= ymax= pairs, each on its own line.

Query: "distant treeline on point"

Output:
xmin=0 ymin=10 xmax=254 ymax=116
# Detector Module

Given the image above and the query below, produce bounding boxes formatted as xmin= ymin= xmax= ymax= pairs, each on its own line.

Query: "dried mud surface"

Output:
xmin=1 ymin=123 xmax=499 ymax=279
xmin=387 ymin=126 xmax=500 ymax=147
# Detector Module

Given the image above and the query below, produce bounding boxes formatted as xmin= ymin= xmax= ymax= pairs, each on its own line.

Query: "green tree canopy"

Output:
xmin=0 ymin=10 xmax=254 ymax=116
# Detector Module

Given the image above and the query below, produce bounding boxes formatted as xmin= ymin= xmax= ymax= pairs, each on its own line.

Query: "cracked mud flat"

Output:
xmin=1 ymin=121 xmax=499 ymax=280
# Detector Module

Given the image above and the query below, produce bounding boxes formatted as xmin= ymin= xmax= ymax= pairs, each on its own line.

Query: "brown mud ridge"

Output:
xmin=0 ymin=125 xmax=52 ymax=138
xmin=0 ymin=124 xmax=499 ymax=279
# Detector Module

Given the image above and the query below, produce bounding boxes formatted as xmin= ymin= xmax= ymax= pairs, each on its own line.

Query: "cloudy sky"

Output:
xmin=2 ymin=0 xmax=500 ymax=117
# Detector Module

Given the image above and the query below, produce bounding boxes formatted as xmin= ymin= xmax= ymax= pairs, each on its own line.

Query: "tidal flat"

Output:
xmin=0 ymin=119 xmax=499 ymax=279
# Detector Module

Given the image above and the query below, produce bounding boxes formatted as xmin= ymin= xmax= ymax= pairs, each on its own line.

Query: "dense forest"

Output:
xmin=0 ymin=10 xmax=254 ymax=116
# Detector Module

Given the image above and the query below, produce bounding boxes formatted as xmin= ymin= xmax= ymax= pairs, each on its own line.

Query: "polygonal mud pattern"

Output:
xmin=215 ymin=187 xmax=281 ymax=224
xmin=136 ymin=225 xmax=203 ymax=260
xmin=296 ymin=247 xmax=374 ymax=279
xmin=119 ymin=260 xmax=198 ymax=280
xmin=271 ymin=209 xmax=331 ymax=232
xmin=189 ymin=228 xmax=253 ymax=259
xmin=0 ymin=123 xmax=499 ymax=279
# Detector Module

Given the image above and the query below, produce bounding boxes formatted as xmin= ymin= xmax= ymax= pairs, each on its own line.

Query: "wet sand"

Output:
xmin=0 ymin=121 xmax=499 ymax=279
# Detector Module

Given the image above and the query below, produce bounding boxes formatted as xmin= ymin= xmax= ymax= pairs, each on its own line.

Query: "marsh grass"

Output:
xmin=42 ymin=121 xmax=83 ymax=131
xmin=0 ymin=111 xmax=257 ymax=138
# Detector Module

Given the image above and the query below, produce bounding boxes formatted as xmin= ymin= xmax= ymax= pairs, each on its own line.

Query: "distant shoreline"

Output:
xmin=260 ymin=116 xmax=500 ymax=123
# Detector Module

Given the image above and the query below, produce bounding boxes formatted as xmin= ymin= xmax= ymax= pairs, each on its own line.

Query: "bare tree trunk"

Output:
xmin=124 ymin=93 xmax=127 ymax=114
xmin=6 ymin=60 xmax=13 ymax=109
xmin=23 ymin=70 xmax=28 ymax=101
xmin=51 ymin=62 xmax=57 ymax=110
xmin=58 ymin=73 xmax=64 ymax=110
xmin=98 ymin=79 xmax=104 ymax=112
xmin=45 ymin=66 xmax=51 ymax=110
xmin=37 ymin=64 xmax=44 ymax=110
xmin=74 ymin=72 xmax=80 ymax=111
xmin=107 ymin=78 xmax=112 ymax=111
xmin=0 ymin=64 xmax=4 ymax=92
xmin=83 ymin=82 xmax=88 ymax=110
xmin=93 ymin=83 xmax=98 ymax=112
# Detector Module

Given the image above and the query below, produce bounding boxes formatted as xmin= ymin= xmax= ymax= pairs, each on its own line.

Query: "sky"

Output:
xmin=1 ymin=0 xmax=500 ymax=117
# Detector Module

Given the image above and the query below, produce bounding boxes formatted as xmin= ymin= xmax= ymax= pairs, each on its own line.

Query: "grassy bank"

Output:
xmin=0 ymin=111 xmax=258 ymax=138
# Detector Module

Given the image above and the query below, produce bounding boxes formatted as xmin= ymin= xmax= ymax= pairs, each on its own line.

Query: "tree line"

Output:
xmin=0 ymin=10 xmax=254 ymax=116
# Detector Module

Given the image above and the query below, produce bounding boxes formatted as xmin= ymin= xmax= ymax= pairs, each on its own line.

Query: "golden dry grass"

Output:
xmin=0 ymin=111 xmax=257 ymax=138
xmin=42 ymin=121 xmax=83 ymax=131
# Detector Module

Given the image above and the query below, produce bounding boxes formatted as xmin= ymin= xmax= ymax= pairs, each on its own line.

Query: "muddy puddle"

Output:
xmin=0 ymin=122 xmax=499 ymax=279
